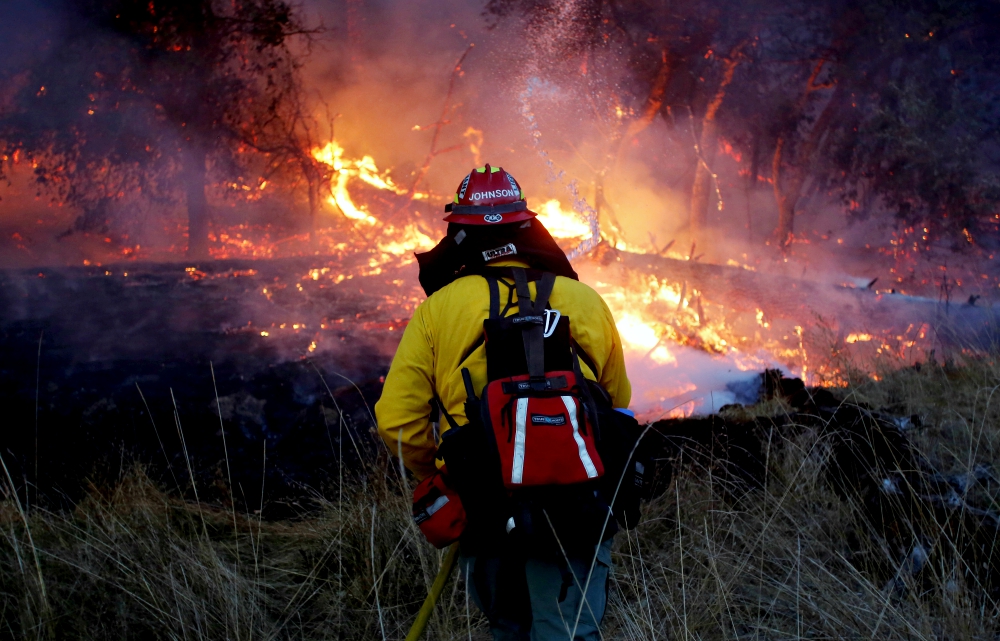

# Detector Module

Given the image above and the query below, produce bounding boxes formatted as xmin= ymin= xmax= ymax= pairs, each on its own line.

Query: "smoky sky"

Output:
xmin=290 ymin=0 xmax=704 ymax=248
xmin=0 ymin=0 xmax=842 ymax=255
xmin=2 ymin=0 xmax=998 ymax=299
xmin=0 ymin=2 xmax=65 ymax=80
xmin=297 ymin=0 xmax=525 ymax=191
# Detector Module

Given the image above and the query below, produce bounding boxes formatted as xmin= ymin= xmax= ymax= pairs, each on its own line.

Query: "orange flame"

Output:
xmin=310 ymin=140 xmax=435 ymax=260
xmin=535 ymin=199 xmax=592 ymax=241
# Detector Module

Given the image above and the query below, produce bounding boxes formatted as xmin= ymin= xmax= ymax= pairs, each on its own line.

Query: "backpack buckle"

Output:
xmin=543 ymin=309 xmax=561 ymax=338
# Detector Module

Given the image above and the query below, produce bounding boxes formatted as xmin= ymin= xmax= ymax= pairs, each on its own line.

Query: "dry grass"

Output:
xmin=3 ymin=356 xmax=1000 ymax=640
xmin=0 ymin=453 xmax=485 ymax=640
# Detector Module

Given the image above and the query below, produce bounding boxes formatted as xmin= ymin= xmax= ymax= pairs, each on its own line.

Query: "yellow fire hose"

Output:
xmin=405 ymin=542 xmax=461 ymax=641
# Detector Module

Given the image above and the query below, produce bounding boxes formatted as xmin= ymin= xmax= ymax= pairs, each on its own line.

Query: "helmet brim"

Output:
xmin=443 ymin=209 xmax=538 ymax=225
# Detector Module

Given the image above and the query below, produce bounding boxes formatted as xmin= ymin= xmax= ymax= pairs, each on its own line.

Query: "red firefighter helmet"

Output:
xmin=444 ymin=164 xmax=536 ymax=225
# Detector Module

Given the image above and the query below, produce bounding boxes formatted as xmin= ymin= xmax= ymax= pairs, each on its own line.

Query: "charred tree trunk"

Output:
xmin=772 ymin=84 xmax=841 ymax=249
xmin=689 ymin=119 xmax=718 ymax=233
xmin=307 ymin=176 xmax=318 ymax=247
xmin=595 ymin=170 xmax=626 ymax=245
xmin=184 ymin=145 xmax=209 ymax=259
xmin=771 ymin=60 xmax=839 ymax=249
xmin=771 ymin=138 xmax=796 ymax=248
xmin=690 ymin=49 xmax=743 ymax=238
xmin=615 ymin=49 xmax=672 ymax=165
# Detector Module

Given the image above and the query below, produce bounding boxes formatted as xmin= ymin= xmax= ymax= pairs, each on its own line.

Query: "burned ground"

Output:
xmin=0 ymin=256 xmax=421 ymax=515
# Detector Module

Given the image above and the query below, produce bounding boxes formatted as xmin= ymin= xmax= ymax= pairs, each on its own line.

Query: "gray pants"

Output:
xmin=459 ymin=539 xmax=613 ymax=641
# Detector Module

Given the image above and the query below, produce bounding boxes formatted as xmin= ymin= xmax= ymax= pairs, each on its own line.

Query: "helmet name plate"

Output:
xmin=470 ymin=189 xmax=520 ymax=200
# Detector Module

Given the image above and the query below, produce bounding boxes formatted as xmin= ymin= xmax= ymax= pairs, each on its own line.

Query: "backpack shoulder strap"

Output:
xmin=487 ymin=276 xmax=501 ymax=319
xmin=458 ymin=275 xmax=502 ymax=365
xmin=511 ymin=268 xmax=556 ymax=316
xmin=511 ymin=267 xmax=534 ymax=315
xmin=511 ymin=268 xmax=559 ymax=382
xmin=533 ymin=272 xmax=556 ymax=312
xmin=571 ymin=339 xmax=599 ymax=378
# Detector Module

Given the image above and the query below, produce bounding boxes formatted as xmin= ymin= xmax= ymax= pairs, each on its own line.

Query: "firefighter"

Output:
xmin=376 ymin=164 xmax=632 ymax=641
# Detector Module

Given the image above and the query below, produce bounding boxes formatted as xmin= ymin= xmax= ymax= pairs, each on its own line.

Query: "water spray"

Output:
xmin=519 ymin=77 xmax=601 ymax=261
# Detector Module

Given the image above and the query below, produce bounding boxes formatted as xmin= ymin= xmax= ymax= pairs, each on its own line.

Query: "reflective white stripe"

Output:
xmin=425 ymin=494 xmax=450 ymax=516
xmin=562 ymin=396 xmax=599 ymax=478
xmin=506 ymin=517 xmax=516 ymax=534
xmin=511 ymin=398 xmax=529 ymax=484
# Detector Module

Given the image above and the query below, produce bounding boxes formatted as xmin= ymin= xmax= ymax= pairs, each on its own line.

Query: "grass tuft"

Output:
xmin=3 ymin=356 xmax=1000 ymax=639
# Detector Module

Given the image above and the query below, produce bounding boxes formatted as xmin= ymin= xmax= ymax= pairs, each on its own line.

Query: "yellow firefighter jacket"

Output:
xmin=375 ymin=260 xmax=631 ymax=480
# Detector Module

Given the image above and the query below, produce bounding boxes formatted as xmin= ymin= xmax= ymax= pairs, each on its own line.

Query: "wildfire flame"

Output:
xmin=535 ymin=199 xmax=592 ymax=241
xmin=311 ymin=140 xmax=429 ymax=225
xmin=300 ymin=141 xmax=932 ymax=399
xmin=309 ymin=140 xmax=435 ymax=261
xmin=21 ymin=133 xmax=946 ymax=415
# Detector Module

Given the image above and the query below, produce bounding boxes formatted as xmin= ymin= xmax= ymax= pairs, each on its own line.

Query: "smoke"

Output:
xmin=307 ymin=1 xmax=774 ymax=418
xmin=1 ymin=0 xmax=994 ymax=290
xmin=0 ymin=2 xmax=64 ymax=79
xmin=2 ymin=0 xmax=998 ymax=419
xmin=624 ymin=343 xmax=768 ymax=421
xmin=298 ymin=0 xmax=496 ymax=197
xmin=1 ymin=0 xmax=989 ymax=290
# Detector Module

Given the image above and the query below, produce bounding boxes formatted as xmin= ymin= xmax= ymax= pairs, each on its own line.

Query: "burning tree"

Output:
xmin=803 ymin=0 xmax=1000 ymax=253
xmin=487 ymin=0 xmax=1000 ymax=255
xmin=487 ymin=0 xmax=765 ymax=246
xmin=753 ymin=0 xmax=1000 ymax=250
xmin=0 ymin=0 xmax=320 ymax=257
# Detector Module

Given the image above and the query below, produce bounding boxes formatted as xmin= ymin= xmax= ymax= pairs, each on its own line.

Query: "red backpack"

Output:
xmin=422 ymin=267 xmax=650 ymax=551
xmin=471 ymin=268 xmax=604 ymax=488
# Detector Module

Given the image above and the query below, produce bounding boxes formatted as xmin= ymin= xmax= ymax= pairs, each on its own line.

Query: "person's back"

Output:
xmin=376 ymin=164 xmax=635 ymax=641
xmin=378 ymin=266 xmax=630 ymax=478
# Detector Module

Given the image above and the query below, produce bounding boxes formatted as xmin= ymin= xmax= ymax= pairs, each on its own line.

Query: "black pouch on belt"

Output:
xmin=585 ymin=379 xmax=660 ymax=529
xmin=435 ymin=385 xmax=510 ymax=551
